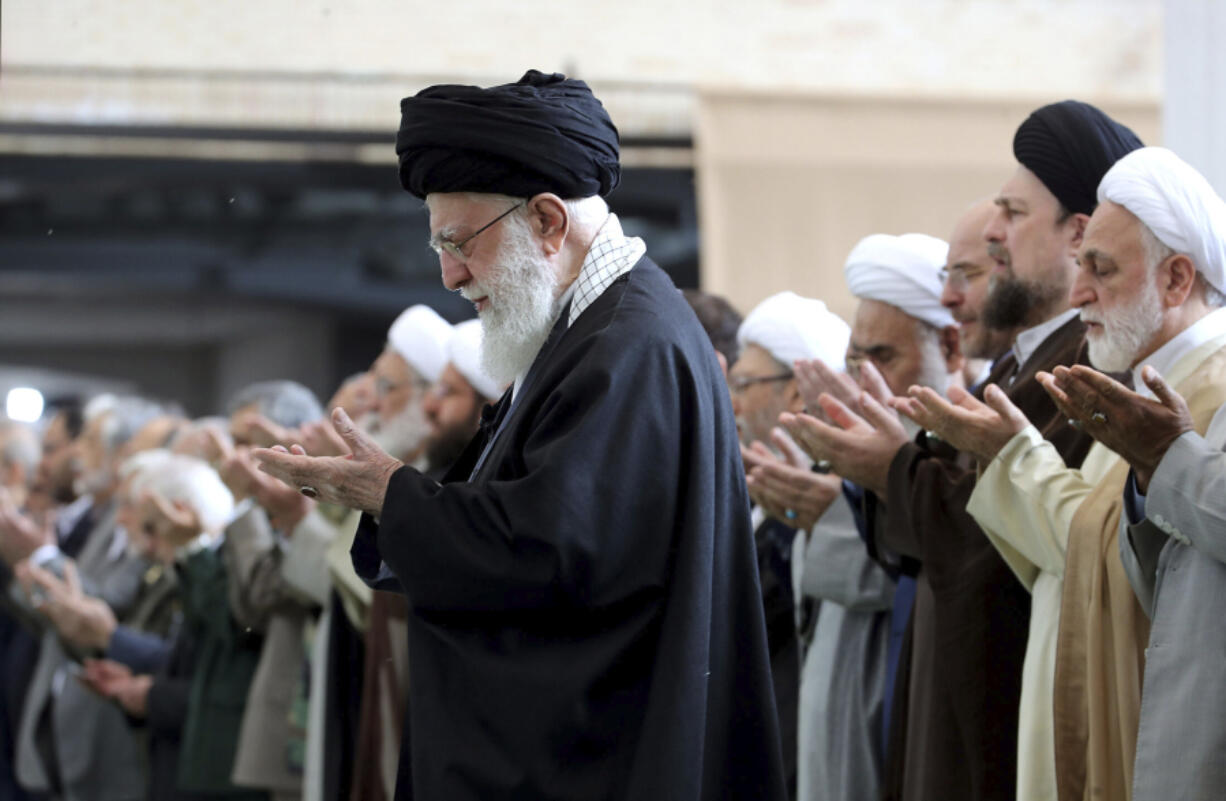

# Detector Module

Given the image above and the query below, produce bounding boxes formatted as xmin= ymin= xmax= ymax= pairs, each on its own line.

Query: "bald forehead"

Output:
xmin=949 ymin=200 xmax=997 ymax=248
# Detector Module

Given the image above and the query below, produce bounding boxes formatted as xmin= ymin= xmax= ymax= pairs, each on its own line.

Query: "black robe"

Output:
xmin=870 ymin=316 xmax=1097 ymax=801
xmin=353 ymin=256 xmax=787 ymax=801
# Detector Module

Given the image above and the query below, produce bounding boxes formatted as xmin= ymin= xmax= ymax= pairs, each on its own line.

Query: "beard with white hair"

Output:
xmin=1083 ymin=277 xmax=1165 ymax=372
xmin=461 ymin=213 xmax=564 ymax=387
xmin=366 ymin=399 xmax=431 ymax=462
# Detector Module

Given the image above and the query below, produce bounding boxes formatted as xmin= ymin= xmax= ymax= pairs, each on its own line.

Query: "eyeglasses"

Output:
xmin=728 ymin=372 xmax=793 ymax=393
xmin=429 ymin=202 xmax=525 ymax=260
xmin=938 ymin=264 xmax=988 ymax=292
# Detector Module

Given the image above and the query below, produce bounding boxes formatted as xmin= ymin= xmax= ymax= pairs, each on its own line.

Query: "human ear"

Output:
xmin=527 ymin=194 xmax=569 ymax=255
xmin=1161 ymin=253 xmax=1198 ymax=308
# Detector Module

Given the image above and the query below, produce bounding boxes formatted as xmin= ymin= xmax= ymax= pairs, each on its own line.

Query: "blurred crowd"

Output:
xmin=3 ymin=88 xmax=1226 ymax=801
xmin=0 ymin=314 xmax=500 ymax=801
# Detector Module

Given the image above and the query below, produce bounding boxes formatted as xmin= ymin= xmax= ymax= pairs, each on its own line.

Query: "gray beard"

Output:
xmin=368 ymin=400 xmax=430 ymax=461
xmin=463 ymin=215 xmax=563 ymax=388
xmin=1084 ymin=282 xmax=1164 ymax=372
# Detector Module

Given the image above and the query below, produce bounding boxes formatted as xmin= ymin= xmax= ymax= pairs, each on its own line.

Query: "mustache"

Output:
xmin=987 ymin=241 xmax=1011 ymax=267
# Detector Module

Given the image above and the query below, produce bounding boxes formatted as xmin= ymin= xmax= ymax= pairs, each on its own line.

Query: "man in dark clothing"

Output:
xmin=780 ymin=100 xmax=1143 ymax=801
xmin=255 ymin=70 xmax=786 ymax=801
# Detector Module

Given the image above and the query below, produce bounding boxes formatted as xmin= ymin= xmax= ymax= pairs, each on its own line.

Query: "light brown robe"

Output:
xmin=1054 ymin=340 xmax=1226 ymax=801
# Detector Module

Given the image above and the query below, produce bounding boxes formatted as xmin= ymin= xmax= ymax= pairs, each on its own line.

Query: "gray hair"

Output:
xmin=88 ymin=395 xmax=170 ymax=456
xmin=0 ymin=421 xmax=40 ymax=482
xmin=1139 ymin=221 xmax=1226 ymax=308
xmin=122 ymin=449 xmax=234 ymax=535
xmin=225 ymin=381 xmax=323 ymax=429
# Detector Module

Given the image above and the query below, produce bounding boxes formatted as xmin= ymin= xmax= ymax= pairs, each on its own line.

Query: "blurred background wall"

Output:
xmin=2 ymin=0 xmax=1213 ymax=419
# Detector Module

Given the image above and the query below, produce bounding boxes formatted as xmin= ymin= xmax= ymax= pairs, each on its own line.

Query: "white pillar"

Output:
xmin=1163 ymin=0 xmax=1226 ymax=194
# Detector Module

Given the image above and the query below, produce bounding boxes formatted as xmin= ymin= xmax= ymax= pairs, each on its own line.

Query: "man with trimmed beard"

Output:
xmin=255 ymin=70 xmax=785 ymax=801
xmin=941 ymin=198 xmax=1019 ymax=382
xmin=778 ymin=101 xmax=1142 ymax=801
xmin=901 ymin=146 xmax=1226 ymax=801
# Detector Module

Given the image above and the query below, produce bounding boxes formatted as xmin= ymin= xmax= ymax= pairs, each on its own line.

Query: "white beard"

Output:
xmin=462 ymin=215 xmax=563 ymax=387
xmin=1084 ymin=282 xmax=1164 ymax=372
xmin=368 ymin=400 xmax=430 ymax=461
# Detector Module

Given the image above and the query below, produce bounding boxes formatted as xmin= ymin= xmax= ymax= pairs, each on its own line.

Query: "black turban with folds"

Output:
xmin=1012 ymin=100 xmax=1144 ymax=216
xmin=395 ymin=70 xmax=621 ymax=200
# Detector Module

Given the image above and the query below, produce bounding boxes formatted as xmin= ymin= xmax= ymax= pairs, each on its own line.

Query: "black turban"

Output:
xmin=1012 ymin=100 xmax=1143 ymax=216
xmin=395 ymin=70 xmax=621 ymax=200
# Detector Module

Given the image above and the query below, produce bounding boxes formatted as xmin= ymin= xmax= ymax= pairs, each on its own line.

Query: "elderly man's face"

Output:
xmin=729 ymin=344 xmax=799 ymax=448
xmin=427 ymin=193 xmax=562 ymax=387
xmin=1071 ymin=201 xmax=1166 ymax=371
xmin=848 ymin=300 xmax=950 ymax=396
xmin=371 ymin=349 xmax=420 ymax=422
xmin=421 ymin=364 xmax=484 ymax=471
xmin=329 ymin=373 xmax=376 ymax=420
xmin=943 ymin=202 xmax=1013 ymax=360
xmin=981 ymin=165 xmax=1080 ymax=329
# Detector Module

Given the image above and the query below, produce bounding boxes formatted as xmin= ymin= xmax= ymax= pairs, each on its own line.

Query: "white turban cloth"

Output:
xmin=843 ymin=233 xmax=955 ymax=329
xmin=447 ymin=319 xmax=504 ymax=401
xmin=1098 ymin=146 xmax=1226 ymax=294
xmin=387 ymin=305 xmax=453 ymax=383
xmin=737 ymin=291 xmax=851 ymax=371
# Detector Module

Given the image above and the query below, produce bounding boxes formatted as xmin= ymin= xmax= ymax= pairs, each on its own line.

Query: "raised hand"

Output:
xmin=891 ymin=383 xmax=1030 ymax=464
xmin=0 ymin=487 xmax=53 ymax=566
xmin=779 ymin=391 xmax=908 ymax=496
xmin=252 ymin=407 xmax=403 ymax=516
xmin=794 ymin=359 xmax=861 ymax=421
xmin=1038 ymin=364 xmax=1193 ymax=493
xmin=744 ymin=430 xmax=843 ymax=530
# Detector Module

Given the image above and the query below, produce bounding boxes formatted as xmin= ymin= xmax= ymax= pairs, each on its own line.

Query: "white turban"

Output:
xmin=1098 ymin=146 xmax=1226 ymax=293
xmin=843 ymin=233 xmax=955 ymax=329
xmin=447 ymin=319 xmax=503 ymax=401
xmin=737 ymin=291 xmax=850 ymax=371
xmin=387 ymin=305 xmax=453 ymax=383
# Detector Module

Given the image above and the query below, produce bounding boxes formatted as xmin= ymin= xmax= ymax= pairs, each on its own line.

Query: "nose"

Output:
xmin=983 ymin=206 xmax=1006 ymax=243
xmin=1068 ymin=267 xmax=1096 ymax=309
xmin=440 ymin=253 xmax=472 ymax=292
xmin=940 ymin=278 xmax=964 ymax=311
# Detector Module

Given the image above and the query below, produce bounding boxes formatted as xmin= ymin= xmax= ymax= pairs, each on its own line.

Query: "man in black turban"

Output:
xmin=984 ymin=99 xmax=1144 ymax=332
xmin=772 ymin=100 xmax=1142 ymax=801
xmin=254 ymin=70 xmax=787 ymax=801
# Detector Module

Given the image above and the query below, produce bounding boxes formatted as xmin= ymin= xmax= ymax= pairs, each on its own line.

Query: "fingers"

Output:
xmin=1140 ymin=365 xmax=1190 ymax=415
xmin=61 ymin=559 xmax=81 ymax=597
xmin=888 ymin=395 xmax=929 ymax=427
xmin=858 ymin=391 xmax=902 ymax=435
xmin=331 ymin=407 xmax=374 ymax=456
xmin=814 ymin=360 xmax=859 ymax=407
xmin=817 ymin=393 xmax=868 ymax=433
xmin=770 ymin=427 xmax=809 ymax=468
xmin=857 ymin=361 xmax=895 ymax=406
xmin=982 ymin=384 xmax=1030 ymax=431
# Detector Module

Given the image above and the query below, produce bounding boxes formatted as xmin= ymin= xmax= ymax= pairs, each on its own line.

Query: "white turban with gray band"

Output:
xmin=1098 ymin=146 xmax=1226 ymax=292
xmin=737 ymin=291 xmax=850 ymax=371
xmin=843 ymin=233 xmax=955 ymax=329
xmin=387 ymin=305 xmax=453 ymax=383
xmin=447 ymin=319 xmax=504 ymax=401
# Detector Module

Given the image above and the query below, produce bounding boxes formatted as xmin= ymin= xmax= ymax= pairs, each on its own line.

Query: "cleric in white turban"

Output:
xmin=843 ymin=233 xmax=955 ymax=330
xmin=387 ymin=304 xmax=455 ymax=384
xmin=737 ymin=291 xmax=851 ymax=374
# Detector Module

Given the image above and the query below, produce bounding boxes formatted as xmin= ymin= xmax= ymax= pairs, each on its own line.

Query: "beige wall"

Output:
xmin=695 ymin=93 xmax=1161 ymax=321
xmin=2 ymin=0 xmax=1160 ymax=137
